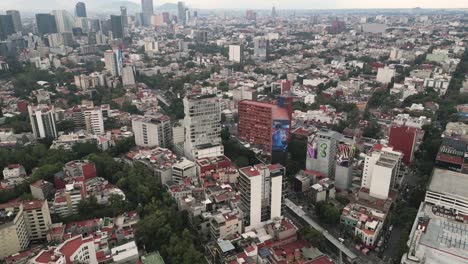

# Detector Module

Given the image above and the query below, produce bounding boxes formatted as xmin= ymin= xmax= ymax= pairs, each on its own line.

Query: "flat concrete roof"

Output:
xmin=429 ymin=168 xmax=468 ymax=198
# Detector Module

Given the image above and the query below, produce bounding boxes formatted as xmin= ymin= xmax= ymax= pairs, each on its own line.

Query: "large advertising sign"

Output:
xmin=272 ymin=120 xmax=290 ymax=152
xmin=307 ymin=135 xmax=329 ymax=160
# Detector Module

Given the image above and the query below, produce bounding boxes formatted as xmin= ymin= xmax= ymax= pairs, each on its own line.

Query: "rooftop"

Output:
xmin=429 ymin=168 xmax=468 ymax=199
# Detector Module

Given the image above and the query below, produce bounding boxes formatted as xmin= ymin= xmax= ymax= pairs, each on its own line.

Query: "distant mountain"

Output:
xmin=156 ymin=3 xmax=179 ymax=11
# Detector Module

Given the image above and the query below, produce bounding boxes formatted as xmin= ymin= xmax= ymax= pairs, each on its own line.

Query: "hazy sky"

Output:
xmin=0 ymin=0 xmax=467 ymax=11
xmin=145 ymin=0 xmax=468 ymax=9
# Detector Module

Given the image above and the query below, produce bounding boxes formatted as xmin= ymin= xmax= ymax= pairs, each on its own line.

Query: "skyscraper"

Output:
xmin=110 ymin=15 xmax=123 ymax=39
xmin=104 ymin=49 xmax=122 ymax=77
xmin=0 ymin=15 xmax=15 ymax=40
xmin=120 ymin=6 xmax=128 ymax=27
xmin=178 ymin=2 xmax=186 ymax=25
xmin=253 ymin=36 xmax=269 ymax=59
xmin=6 ymin=10 xmax=22 ymax=33
xmin=183 ymin=94 xmax=223 ymax=160
xmin=75 ymin=2 xmax=87 ymax=18
xmin=36 ymin=14 xmax=58 ymax=35
xmin=52 ymin=10 xmax=74 ymax=33
xmin=141 ymin=0 xmax=154 ymax=26
xmin=28 ymin=104 xmax=58 ymax=139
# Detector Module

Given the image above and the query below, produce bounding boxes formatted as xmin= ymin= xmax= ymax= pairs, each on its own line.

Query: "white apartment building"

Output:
xmin=183 ymin=94 xmax=224 ymax=160
xmin=104 ymin=49 xmax=121 ymax=77
xmin=172 ymin=159 xmax=196 ymax=185
xmin=132 ymin=114 xmax=172 ymax=148
xmin=32 ymin=235 xmax=98 ymax=264
xmin=72 ymin=106 xmax=104 ymax=135
xmin=84 ymin=108 xmax=104 ymax=134
xmin=28 ymin=104 xmax=58 ymax=139
xmin=362 ymin=146 xmax=402 ymax=200
xmin=239 ymin=164 xmax=284 ymax=230
xmin=53 ymin=185 xmax=83 ymax=217
xmin=229 ymin=45 xmax=242 ymax=63
xmin=210 ymin=210 xmax=243 ymax=241
xmin=0 ymin=205 xmax=29 ymax=260
xmin=3 ymin=164 xmax=26 ymax=179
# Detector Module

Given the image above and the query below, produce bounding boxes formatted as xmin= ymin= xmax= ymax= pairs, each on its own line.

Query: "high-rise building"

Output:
xmin=120 ymin=6 xmax=128 ymax=27
xmin=177 ymin=2 xmax=186 ymax=25
xmin=122 ymin=66 xmax=136 ymax=87
xmin=132 ymin=114 xmax=173 ymax=148
xmin=104 ymin=49 xmax=121 ymax=77
xmin=52 ymin=10 xmax=74 ymax=33
xmin=228 ymin=45 xmax=242 ymax=63
xmin=253 ymin=36 xmax=269 ymax=59
xmin=71 ymin=105 xmax=104 ymax=135
xmin=238 ymin=100 xmax=290 ymax=154
xmin=361 ymin=145 xmax=402 ymax=200
xmin=0 ymin=15 xmax=15 ymax=40
xmin=0 ymin=204 xmax=29 ymax=259
xmin=183 ymin=94 xmax=223 ymax=160
xmin=12 ymin=200 xmax=52 ymax=242
xmin=239 ymin=164 xmax=284 ymax=229
xmin=75 ymin=2 xmax=87 ymax=18
xmin=389 ymin=125 xmax=421 ymax=165
xmin=28 ymin=104 xmax=58 ymax=139
xmin=36 ymin=14 xmax=58 ymax=35
xmin=271 ymin=6 xmax=277 ymax=19
xmin=6 ymin=11 xmax=22 ymax=33
xmin=246 ymin=10 xmax=257 ymax=21
xmin=110 ymin=15 xmax=124 ymax=39
xmin=306 ymin=131 xmax=343 ymax=177
xmin=141 ymin=0 xmax=154 ymax=26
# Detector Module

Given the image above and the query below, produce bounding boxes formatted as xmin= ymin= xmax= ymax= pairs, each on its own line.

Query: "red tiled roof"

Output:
xmin=34 ymin=250 xmax=55 ymax=263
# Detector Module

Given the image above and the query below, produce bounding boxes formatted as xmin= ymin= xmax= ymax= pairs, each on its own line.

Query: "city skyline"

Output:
xmin=0 ymin=0 xmax=467 ymax=12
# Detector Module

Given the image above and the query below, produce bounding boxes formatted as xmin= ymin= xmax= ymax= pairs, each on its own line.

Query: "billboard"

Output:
xmin=272 ymin=120 xmax=289 ymax=152
xmin=307 ymin=135 xmax=329 ymax=160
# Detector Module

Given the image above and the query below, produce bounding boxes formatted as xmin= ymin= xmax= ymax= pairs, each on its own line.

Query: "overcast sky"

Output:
xmin=147 ymin=0 xmax=468 ymax=9
xmin=0 ymin=0 xmax=467 ymax=11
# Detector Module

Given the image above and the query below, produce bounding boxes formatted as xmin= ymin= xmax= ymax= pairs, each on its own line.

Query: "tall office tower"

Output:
xmin=75 ymin=2 xmax=87 ymax=18
xmin=177 ymin=2 xmax=186 ymax=25
xmin=141 ymin=0 xmax=154 ymax=26
xmin=6 ymin=10 xmax=22 ymax=33
xmin=28 ymin=104 xmax=58 ymax=139
xmin=271 ymin=6 xmax=277 ymax=19
xmin=253 ymin=36 xmax=269 ymax=59
xmin=132 ymin=114 xmax=173 ymax=148
xmin=246 ymin=10 xmax=257 ymax=21
xmin=0 ymin=15 xmax=15 ymax=40
xmin=120 ymin=7 xmax=128 ymax=27
xmin=239 ymin=164 xmax=284 ymax=229
xmin=110 ymin=15 xmax=123 ymax=39
xmin=75 ymin=17 xmax=89 ymax=33
xmin=104 ymin=49 xmax=121 ymax=76
xmin=238 ymin=100 xmax=291 ymax=154
xmin=361 ymin=145 xmax=402 ymax=200
xmin=36 ymin=14 xmax=58 ymax=34
xmin=52 ymin=10 xmax=74 ymax=33
xmin=229 ymin=45 xmax=242 ymax=63
xmin=183 ymin=94 xmax=224 ymax=160
xmin=306 ymin=130 xmax=342 ymax=177
xmin=122 ymin=66 xmax=136 ymax=87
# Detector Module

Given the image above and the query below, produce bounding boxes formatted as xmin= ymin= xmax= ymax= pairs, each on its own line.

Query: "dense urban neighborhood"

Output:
xmin=0 ymin=1 xmax=467 ymax=264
